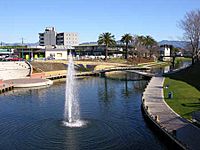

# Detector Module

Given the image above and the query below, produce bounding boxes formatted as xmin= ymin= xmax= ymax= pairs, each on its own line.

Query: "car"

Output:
xmin=5 ymin=57 xmax=24 ymax=61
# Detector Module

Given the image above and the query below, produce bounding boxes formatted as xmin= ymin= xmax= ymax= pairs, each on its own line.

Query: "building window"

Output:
xmin=57 ymin=53 xmax=62 ymax=57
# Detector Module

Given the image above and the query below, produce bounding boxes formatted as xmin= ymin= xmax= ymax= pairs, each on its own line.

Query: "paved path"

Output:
xmin=4 ymin=78 xmax=53 ymax=88
xmin=126 ymin=70 xmax=155 ymax=78
xmin=143 ymin=77 xmax=200 ymax=150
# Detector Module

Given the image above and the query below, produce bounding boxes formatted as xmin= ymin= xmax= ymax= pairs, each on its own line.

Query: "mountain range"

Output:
xmin=158 ymin=40 xmax=188 ymax=48
xmin=0 ymin=42 xmax=39 ymax=47
xmin=1 ymin=40 xmax=189 ymax=49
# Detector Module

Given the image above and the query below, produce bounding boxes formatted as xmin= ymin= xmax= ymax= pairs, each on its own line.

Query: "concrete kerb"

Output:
xmin=161 ymin=77 xmax=182 ymax=118
xmin=141 ymin=102 xmax=186 ymax=150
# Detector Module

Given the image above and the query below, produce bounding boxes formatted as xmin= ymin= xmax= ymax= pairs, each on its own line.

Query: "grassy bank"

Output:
xmin=163 ymin=62 xmax=200 ymax=120
xmin=164 ymin=78 xmax=200 ymax=119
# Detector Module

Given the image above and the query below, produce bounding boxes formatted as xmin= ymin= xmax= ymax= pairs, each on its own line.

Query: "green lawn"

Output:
xmin=164 ymin=78 xmax=200 ymax=120
xmin=163 ymin=62 xmax=200 ymax=120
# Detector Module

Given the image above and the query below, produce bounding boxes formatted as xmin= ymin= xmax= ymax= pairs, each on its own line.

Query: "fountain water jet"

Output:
xmin=63 ymin=53 xmax=85 ymax=127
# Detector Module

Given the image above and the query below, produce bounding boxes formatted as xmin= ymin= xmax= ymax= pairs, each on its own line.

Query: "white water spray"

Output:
xmin=63 ymin=53 xmax=85 ymax=127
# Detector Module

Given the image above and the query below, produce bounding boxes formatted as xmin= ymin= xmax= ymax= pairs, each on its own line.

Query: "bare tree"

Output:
xmin=132 ymin=35 xmax=148 ymax=62
xmin=179 ymin=9 xmax=200 ymax=64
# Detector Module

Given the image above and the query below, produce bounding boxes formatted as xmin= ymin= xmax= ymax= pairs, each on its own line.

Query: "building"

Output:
xmin=45 ymin=48 xmax=69 ymax=60
xmin=74 ymin=42 xmax=123 ymax=58
xmin=39 ymin=27 xmax=57 ymax=46
xmin=39 ymin=27 xmax=79 ymax=49
xmin=14 ymin=48 xmax=45 ymax=60
xmin=56 ymin=32 xmax=79 ymax=49
xmin=160 ymin=45 xmax=171 ymax=61
xmin=0 ymin=48 xmax=14 ymax=56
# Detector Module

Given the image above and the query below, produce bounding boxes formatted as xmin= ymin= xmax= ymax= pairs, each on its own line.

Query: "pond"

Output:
xmin=0 ymin=77 xmax=168 ymax=150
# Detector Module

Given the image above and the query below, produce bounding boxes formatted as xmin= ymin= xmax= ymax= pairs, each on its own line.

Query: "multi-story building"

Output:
xmin=56 ymin=32 xmax=79 ymax=47
xmin=39 ymin=27 xmax=57 ymax=46
xmin=39 ymin=27 xmax=79 ymax=49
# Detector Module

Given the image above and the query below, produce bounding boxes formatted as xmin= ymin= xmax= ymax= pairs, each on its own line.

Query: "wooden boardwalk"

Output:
xmin=126 ymin=70 xmax=155 ymax=78
xmin=99 ymin=66 xmax=150 ymax=73
xmin=142 ymin=77 xmax=200 ymax=150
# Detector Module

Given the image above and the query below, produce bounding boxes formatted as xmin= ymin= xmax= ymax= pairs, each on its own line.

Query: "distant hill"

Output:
xmin=0 ymin=40 xmax=192 ymax=49
xmin=1 ymin=42 xmax=39 ymax=47
xmin=158 ymin=40 xmax=188 ymax=48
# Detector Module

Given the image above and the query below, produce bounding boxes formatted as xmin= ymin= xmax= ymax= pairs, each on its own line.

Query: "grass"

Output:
xmin=174 ymin=57 xmax=192 ymax=65
xmin=164 ymin=78 xmax=200 ymax=120
xmin=163 ymin=62 xmax=200 ymax=120
xmin=137 ymin=61 xmax=169 ymax=67
xmin=107 ymin=58 xmax=127 ymax=63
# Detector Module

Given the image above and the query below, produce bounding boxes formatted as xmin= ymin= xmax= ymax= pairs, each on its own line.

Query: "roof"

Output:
xmin=45 ymin=48 xmax=68 ymax=51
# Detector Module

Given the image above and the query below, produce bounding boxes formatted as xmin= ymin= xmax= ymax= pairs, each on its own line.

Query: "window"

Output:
xmin=57 ymin=53 xmax=62 ymax=57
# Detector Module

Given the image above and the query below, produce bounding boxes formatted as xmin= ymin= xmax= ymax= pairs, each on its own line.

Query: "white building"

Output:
xmin=45 ymin=48 xmax=68 ymax=60
xmin=160 ymin=45 xmax=171 ymax=61
xmin=56 ymin=32 xmax=79 ymax=49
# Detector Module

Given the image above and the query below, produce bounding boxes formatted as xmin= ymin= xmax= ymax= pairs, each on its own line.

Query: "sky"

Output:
xmin=0 ymin=0 xmax=199 ymax=43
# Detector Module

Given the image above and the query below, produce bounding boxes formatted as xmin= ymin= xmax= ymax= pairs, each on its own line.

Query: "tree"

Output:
xmin=97 ymin=32 xmax=116 ymax=61
xmin=144 ymin=35 xmax=158 ymax=58
xmin=133 ymin=35 xmax=148 ymax=59
xmin=179 ymin=9 xmax=200 ymax=64
xmin=120 ymin=33 xmax=133 ymax=59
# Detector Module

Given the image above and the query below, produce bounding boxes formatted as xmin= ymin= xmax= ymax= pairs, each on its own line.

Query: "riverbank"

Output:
xmin=142 ymin=76 xmax=200 ymax=150
xmin=163 ymin=62 xmax=200 ymax=120
xmin=31 ymin=59 xmax=167 ymax=73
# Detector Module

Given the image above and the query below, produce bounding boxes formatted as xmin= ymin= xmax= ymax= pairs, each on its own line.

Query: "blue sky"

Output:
xmin=0 ymin=0 xmax=199 ymax=43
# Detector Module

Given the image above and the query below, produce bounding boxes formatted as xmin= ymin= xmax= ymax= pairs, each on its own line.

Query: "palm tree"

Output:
xmin=137 ymin=35 xmax=146 ymax=45
xmin=120 ymin=33 xmax=133 ymax=59
xmin=97 ymin=32 xmax=116 ymax=61
xmin=143 ymin=35 xmax=158 ymax=58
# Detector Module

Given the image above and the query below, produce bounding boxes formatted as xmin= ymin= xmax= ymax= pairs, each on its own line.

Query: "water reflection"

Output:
xmin=151 ymin=60 xmax=191 ymax=74
xmin=98 ymin=73 xmax=148 ymax=102
xmin=2 ymin=85 xmax=50 ymax=97
xmin=0 ymin=77 xmax=167 ymax=150
xmin=65 ymin=127 xmax=78 ymax=150
xmin=98 ymin=77 xmax=116 ymax=103
xmin=121 ymin=76 xmax=131 ymax=98
xmin=105 ymin=71 xmax=144 ymax=81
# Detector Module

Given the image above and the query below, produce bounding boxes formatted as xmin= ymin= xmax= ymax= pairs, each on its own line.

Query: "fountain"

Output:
xmin=63 ymin=53 xmax=85 ymax=127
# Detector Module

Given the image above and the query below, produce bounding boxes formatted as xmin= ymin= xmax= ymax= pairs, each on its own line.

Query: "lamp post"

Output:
xmin=21 ymin=37 xmax=24 ymax=59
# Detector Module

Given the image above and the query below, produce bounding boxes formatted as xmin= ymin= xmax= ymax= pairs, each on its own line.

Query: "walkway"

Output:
xmin=99 ymin=66 xmax=150 ymax=73
xmin=126 ymin=70 xmax=155 ymax=78
xmin=4 ymin=78 xmax=53 ymax=88
xmin=142 ymin=77 xmax=200 ymax=150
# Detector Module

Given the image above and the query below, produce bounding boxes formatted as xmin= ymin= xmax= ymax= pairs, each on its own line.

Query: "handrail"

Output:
xmin=25 ymin=60 xmax=33 ymax=76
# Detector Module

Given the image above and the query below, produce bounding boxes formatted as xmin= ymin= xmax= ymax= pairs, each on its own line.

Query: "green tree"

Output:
xmin=134 ymin=35 xmax=158 ymax=58
xmin=144 ymin=35 xmax=158 ymax=58
xmin=97 ymin=32 xmax=116 ymax=61
xmin=120 ymin=33 xmax=133 ymax=59
xmin=137 ymin=35 xmax=146 ymax=45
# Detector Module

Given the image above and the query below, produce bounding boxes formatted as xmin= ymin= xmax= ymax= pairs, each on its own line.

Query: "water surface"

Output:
xmin=0 ymin=77 xmax=167 ymax=150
